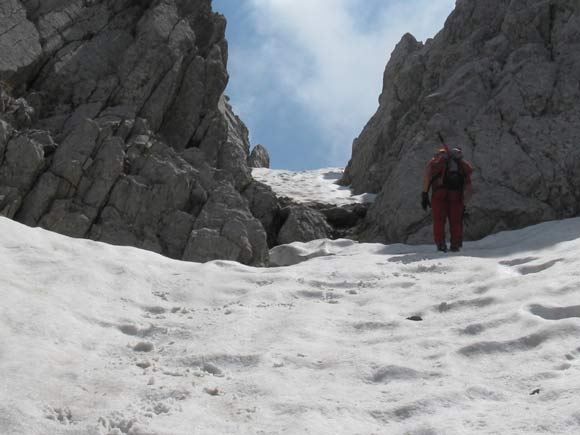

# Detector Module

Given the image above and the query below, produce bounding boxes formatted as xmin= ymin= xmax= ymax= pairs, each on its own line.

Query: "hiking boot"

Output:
xmin=450 ymin=246 xmax=460 ymax=252
xmin=437 ymin=243 xmax=447 ymax=253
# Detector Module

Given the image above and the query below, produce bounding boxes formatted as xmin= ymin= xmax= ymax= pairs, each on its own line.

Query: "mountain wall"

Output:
xmin=343 ymin=0 xmax=580 ymax=244
xmin=0 ymin=0 xmax=272 ymax=265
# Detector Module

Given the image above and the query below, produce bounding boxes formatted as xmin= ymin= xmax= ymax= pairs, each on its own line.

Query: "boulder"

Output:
xmin=183 ymin=183 xmax=268 ymax=265
xmin=277 ymin=205 xmax=333 ymax=245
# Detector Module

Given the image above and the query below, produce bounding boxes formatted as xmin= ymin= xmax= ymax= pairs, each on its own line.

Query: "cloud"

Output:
xmin=226 ymin=0 xmax=456 ymax=165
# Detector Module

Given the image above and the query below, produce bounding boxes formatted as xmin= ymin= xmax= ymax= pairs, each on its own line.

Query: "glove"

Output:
xmin=421 ymin=192 xmax=431 ymax=211
xmin=462 ymin=206 xmax=470 ymax=222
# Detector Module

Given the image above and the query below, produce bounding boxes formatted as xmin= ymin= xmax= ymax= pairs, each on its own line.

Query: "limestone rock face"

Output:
xmin=0 ymin=0 xmax=267 ymax=265
xmin=343 ymin=0 xmax=580 ymax=244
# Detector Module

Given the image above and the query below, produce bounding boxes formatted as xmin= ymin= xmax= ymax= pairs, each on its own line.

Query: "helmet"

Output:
xmin=450 ymin=147 xmax=463 ymax=159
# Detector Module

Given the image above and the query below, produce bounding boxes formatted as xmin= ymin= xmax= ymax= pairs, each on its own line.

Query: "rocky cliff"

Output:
xmin=0 ymin=0 xmax=272 ymax=265
xmin=343 ymin=0 xmax=580 ymax=244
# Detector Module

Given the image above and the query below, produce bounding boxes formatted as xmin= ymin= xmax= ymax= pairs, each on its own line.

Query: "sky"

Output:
xmin=212 ymin=0 xmax=456 ymax=170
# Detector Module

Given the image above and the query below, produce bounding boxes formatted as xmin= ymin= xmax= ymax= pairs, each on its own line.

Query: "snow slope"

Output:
xmin=252 ymin=167 xmax=376 ymax=205
xmin=2 ymin=216 xmax=580 ymax=434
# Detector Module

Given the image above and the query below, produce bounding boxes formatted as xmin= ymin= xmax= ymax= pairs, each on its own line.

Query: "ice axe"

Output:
xmin=437 ymin=132 xmax=451 ymax=155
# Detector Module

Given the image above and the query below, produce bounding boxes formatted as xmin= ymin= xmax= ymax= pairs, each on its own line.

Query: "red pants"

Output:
xmin=431 ymin=189 xmax=464 ymax=248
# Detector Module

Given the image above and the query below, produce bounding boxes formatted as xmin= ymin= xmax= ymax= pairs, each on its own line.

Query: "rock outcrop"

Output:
xmin=242 ymin=180 xmax=281 ymax=247
xmin=0 ymin=0 xmax=268 ymax=265
xmin=248 ymin=144 xmax=270 ymax=168
xmin=343 ymin=0 xmax=580 ymax=244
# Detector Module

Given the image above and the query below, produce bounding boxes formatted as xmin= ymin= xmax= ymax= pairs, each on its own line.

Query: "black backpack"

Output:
xmin=443 ymin=157 xmax=465 ymax=191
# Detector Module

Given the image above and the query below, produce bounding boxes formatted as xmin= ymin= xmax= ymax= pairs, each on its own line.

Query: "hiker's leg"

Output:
xmin=431 ymin=189 xmax=448 ymax=246
xmin=449 ymin=191 xmax=464 ymax=249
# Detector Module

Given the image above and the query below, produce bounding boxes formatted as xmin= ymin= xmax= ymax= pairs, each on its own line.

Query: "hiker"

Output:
xmin=421 ymin=146 xmax=473 ymax=252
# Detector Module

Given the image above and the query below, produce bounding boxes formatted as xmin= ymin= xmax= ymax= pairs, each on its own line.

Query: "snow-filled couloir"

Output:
xmin=252 ymin=167 xmax=376 ymax=205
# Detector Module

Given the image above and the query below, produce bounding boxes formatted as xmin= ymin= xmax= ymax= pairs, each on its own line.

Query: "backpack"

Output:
xmin=444 ymin=157 xmax=464 ymax=190
xmin=429 ymin=149 xmax=470 ymax=191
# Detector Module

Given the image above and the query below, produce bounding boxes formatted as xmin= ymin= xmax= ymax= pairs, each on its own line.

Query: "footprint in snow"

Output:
xmin=152 ymin=290 xmax=169 ymax=301
xmin=563 ymin=346 xmax=580 ymax=363
xmin=368 ymin=365 xmax=440 ymax=384
xmin=200 ymin=362 xmax=223 ymax=377
xmin=295 ymin=290 xmax=343 ymax=303
xmin=118 ymin=323 xmax=166 ymax=338
xmin=457 ymin=326 xmax=579 ymax=358
xmin=371 ymin=399 xmax=435 ymax=422
xmin=184 ymin=354 xmax=260 ymax=374
xmin=517 ymin=259 xmax=564 ymax=275
xmin=45 ymin=407 xmax=73 ymax=425
xmin=133 ymin=342 xmax=155 ymax=353
xmin=295 ymin=290 xmax=324 ymax=299
xmin=500 ymin=257 xmax=563 ymax=275
xmin=529 ymin=303 xmax=580 ymax=320
xmin=352 ymin=321 xmax=399 ymax=332
xmin=437 ymin=297 xmax=497 ymax=313
xmin=499 ymin=257 xmax=538 ymax=267
xmin=143 ymin=306 xmax=166 ymax=315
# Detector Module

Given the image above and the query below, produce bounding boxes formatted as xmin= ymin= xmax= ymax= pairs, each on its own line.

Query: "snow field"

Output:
xmin=1 ymin=217 xmax=580 ymax=434
xmin=251 ymin=168 xmax=376 ymax=205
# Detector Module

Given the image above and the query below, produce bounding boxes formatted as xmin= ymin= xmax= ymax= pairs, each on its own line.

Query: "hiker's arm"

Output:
xmin=461 ymin=160 xmax=473 ymax=203
xmin=421 ymin=161 xmax=432 ymax=193
xmin=463 ymin=174 xmax=473 ymax=203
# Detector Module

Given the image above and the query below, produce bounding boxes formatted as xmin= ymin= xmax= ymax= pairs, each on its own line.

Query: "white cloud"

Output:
xmin=229 ymin=0 xmax=456 ymax=165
